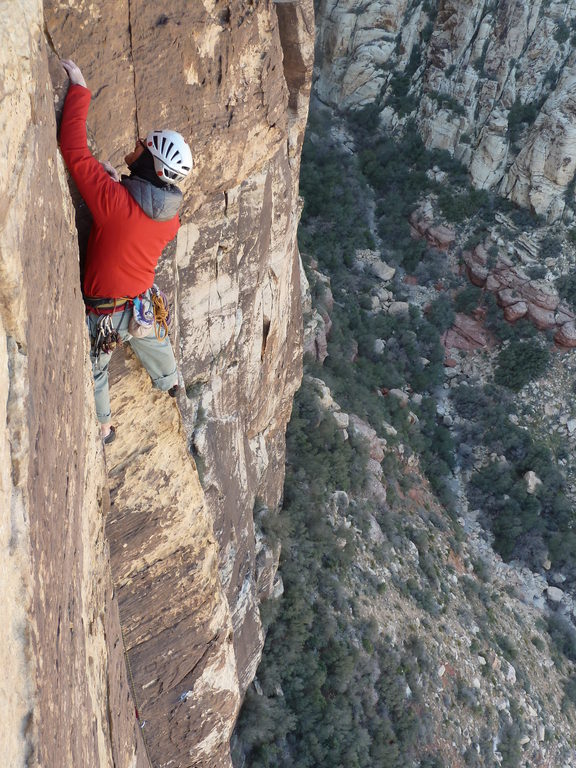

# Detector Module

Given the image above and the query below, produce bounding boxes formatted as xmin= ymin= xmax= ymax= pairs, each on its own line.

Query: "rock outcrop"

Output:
xmin=462 ymin=242 xmax=576 ymax=347
xmin=315 ymin=0 xmax=576 ymax=221
xmin=2 ymin=0 xmax=313 ymax=766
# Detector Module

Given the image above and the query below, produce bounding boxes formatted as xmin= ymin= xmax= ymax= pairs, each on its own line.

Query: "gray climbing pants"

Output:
xmin=86 ymin=304 xmax=177 ymax=423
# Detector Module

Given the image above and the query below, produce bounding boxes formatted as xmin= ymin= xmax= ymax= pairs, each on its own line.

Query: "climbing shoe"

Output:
xmin=102 ymin=426 xmax=116 ymax=445
xmin=168 ymin=384 xmax=179 ymax=398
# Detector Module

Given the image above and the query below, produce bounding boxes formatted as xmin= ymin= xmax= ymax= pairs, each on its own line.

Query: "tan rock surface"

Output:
xmin=503 ymin=301 xmax=528 ymax=323
xmin=107 ymin=353 xmax=238 ymax=768
xmin=1 ymin=4 xmax=146 ymax=765
xmin=526 ymin=303 xmax=557 ymax=330
xmin=2 ymin=0 xmax=313 ymax=764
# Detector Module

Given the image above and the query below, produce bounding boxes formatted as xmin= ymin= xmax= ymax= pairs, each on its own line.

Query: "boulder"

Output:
xmin=520 ymin=281 xmax=559 ymax=311
xmin=303 ymin=309 xmax=330 ymax=363
xmin=503 ymin=301 xmax=528 ymax=322
xmin=524 ymin=470 xmax=543 ymax=494
xmin=348 ymin=414 xmax=385 ymax=462
xmin=355 ymin=249 xmax=396 ymax=282
xmin=497 ymin=288 xmax=523 ymax=307
xmin=427 ymin=224 xmax=456 ymax=250
xmin=546 ymin=586 xmax=565 ymax=603
xmin=506 ymin=663 xmax=517 ymax=685
xmin=388 ymin=301 xmax=410 ymax=316
xmin=388 ymin=388 xmax=410 ymax=406
xmin=526 ymin=303 xmax=556 ymax=330
xmin=333 ymin=411 xmax=350 ymax=430
xmin=442 ymin=314 xmax=493 ymax=351
xmin=373 ymin=338 xmax=386 ymax=355
xmin=369 ymin=260 xmax=396 ymax=282
xmin=555 ymin=306 xmax=576 ymax=325
xmin=463 ymin=248 xmax=489 ymax=286
xmin=555 ymin=321 xmax=576 ymax=348
xmin=307 ymin=376 xmax=339 ymax=411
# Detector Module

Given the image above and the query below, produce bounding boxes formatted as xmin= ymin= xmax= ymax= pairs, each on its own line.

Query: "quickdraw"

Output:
xmin=94 ymin=313 xmax=123 ymax=354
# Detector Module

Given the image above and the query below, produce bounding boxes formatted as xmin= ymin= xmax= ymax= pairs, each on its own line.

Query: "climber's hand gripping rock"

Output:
xmin=61 ymin=59 xmax=87 ymax=88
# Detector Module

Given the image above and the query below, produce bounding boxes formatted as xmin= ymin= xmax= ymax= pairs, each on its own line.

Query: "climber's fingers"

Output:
xmin=61 ymin=59 xmax=87 ymax=88
xmin=101 ymin=161 xmax=120 ymax=182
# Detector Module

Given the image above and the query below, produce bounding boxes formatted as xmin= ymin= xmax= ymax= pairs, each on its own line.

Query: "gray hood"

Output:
xmin=121 ymin=176 xmax=183 ymax=222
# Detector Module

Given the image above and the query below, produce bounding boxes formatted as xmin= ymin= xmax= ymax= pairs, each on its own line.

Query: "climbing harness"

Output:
xmin=94 ymin=313 xmax=123 ymax=355
xmin=85 ymin=285 xmax=171 ymax=349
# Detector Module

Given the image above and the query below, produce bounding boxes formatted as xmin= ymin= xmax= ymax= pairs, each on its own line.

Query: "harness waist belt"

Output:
xmin=84 ymin=296 xmax=131 ymax=314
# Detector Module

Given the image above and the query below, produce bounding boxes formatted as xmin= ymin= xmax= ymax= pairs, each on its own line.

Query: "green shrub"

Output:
xmin=438 ymin=187 xmax=491 ymax=223
xmin=555 ymin=20 xmax=570 ymax=45
xmin=530 ymin=635 xmax=545 ymax=651
xmin=426 ymin=294 xmax=455 ymax=332
xmin=428 ymin=89 xmax=465 ymax=115
xmin=547 ymin=613 xmax=576 ymax=663
xmin=494 ymin=339 xmax=550 ymax=391
xmin=454 ymin=285 xmax=482 ymax=314
xmin=556 ymin=272 xmax=576 ymax=310
xmin=540 ymin=233 xmax=562 ymax=258
xmin=507 ymin=99 xmax=539 ymax=144
xmin=563 ymin=677 xmax=576 ymax=710
xmin=495 ymin=633 xmax=518 ymax=662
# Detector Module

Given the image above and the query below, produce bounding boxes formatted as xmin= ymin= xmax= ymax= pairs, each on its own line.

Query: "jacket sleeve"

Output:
xmin=59 ymin=85 xmax=127 ymax=222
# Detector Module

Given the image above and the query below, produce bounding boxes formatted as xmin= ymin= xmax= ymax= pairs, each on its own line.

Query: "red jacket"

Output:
xmin=59 ymin=85 xmax=180 ymax=298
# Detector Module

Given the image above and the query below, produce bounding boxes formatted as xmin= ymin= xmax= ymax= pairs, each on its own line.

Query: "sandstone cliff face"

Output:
xmin=2 ymin=0 xmax=313 ymax=766
xmin=315 ymin=0 xmax=576 ymax=221
xmin=106 ymin=358 xmax=237 ymax=768
xmin=1 ymin=6 xmax=147 ymax=766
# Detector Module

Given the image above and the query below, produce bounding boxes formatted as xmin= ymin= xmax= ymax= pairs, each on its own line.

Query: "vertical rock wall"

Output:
xmin=105 ymin=359 xmax=238 ymax=768
xmin=1 ymin=2 xmax=146 ymax=766
xmin=1 ymin=0 xmax=313 ymax=766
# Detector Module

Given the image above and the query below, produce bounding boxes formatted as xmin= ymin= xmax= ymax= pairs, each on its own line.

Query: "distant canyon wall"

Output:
xmin=1 ymin=1 xmax=313 ymax=767
xmin=315 ymin=0 xmax=576 ymax=221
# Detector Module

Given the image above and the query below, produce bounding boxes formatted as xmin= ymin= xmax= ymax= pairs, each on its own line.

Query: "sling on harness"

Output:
xmin=127 ymin=285 xmax=171 ymax=340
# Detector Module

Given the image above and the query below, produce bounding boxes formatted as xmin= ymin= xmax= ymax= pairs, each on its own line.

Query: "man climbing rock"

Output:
xmin=59 ymin=59 xmax=192 ymax=444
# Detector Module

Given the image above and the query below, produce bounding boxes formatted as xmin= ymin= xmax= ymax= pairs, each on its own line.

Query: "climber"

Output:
xmin=59 ymin=59 xmax=192 ymax=445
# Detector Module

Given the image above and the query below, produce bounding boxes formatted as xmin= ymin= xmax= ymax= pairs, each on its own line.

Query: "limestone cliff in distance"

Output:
xmin=1 ymin=1 xmax=313 ymax=767
xmin=315 ymin=0 xmax=576 ymax=222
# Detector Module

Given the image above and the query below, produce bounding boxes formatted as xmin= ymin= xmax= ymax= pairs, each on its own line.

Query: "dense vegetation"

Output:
xmin=298 ymin=109 xmax=459 ymax=509
xmin=452 ymin=382 xmax=574 ymax=574
xmin=232 ymin=380 xmax=442 ymax=768
xmin=234 ymin=98 xmax=576 ymax=765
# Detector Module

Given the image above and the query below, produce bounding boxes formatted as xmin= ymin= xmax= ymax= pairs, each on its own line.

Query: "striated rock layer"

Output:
xmin=106 ymin=356 xmax=238 ymax=768
xmin=315 ymin=0 xmax=576 ymax=221
xmin=2 ymin=0 xmax=313 ymax=766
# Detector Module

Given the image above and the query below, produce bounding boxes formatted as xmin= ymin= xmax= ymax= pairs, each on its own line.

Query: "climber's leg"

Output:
xmin=91 ymin=347 xmax=114 ymax=422
xmin=128 ymin=331 xmax=178 ymax=391
xmin=86 ymin=308 xmax=132 ymax=426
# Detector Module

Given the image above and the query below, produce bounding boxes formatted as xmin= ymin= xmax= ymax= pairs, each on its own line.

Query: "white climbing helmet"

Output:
xmin=145 ymin=129 xmax=193 ymax=184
